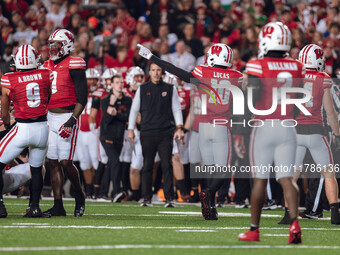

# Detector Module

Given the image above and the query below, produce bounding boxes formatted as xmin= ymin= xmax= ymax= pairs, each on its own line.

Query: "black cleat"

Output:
xmin=199 ymin=190 xmax=218 ymax=220
xmin=24 ymin=206 xmax=50 ymax=218
xmin=74 ymin=192 xmax=85 ymax=217
xmin=304 ymin=211 xmax=323 ymax=219
xmin=0 ymin=201 xmax=7 ymax=218
xmin=164 ymin=200 xmax=176 ymax=208
xmin=43 ymin=206 xmax=66 ymax=217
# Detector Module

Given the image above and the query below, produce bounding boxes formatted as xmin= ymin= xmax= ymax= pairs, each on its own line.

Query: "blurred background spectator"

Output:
xmin=0 ymin=0 xmax=338 ymax=79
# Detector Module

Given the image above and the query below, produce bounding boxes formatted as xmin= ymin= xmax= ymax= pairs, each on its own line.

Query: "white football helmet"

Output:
xmin=258 ymin=22 xmax=292 ymax=58
xmin=163 ymin=71 xmax=179 ymax=87
xmin=206 ymin=43 xmax=233 ymax=68
xmin=299 ymin=44 xmax=325 ymax=72
xmin=48 ymin=29 xmax=75 ymax=60
xmin=13 ymin=45 xmax=40 ymax=70
xmin=102 ymin=68 xmax=118 ymax=80
xmin=126 ymin=66 xmax=145 ymax=86
xmin=86 ymin=68 xmax=100 ymax=79
xmin=86 ymin=68 xmax=100 ymax=92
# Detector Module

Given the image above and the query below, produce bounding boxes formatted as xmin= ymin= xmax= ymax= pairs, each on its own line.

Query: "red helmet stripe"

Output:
xmin=21 ymin=45 xmax=25 ymax=66
xmin=303 ymin=44 xmax=313 ymax=65
xmin=278 ymin=24 xmax=284 ymax=45
xmin=25 ymin=45 xmax=28 ymax=66
xmin=301 ymin=45 xmax=310 ymax=64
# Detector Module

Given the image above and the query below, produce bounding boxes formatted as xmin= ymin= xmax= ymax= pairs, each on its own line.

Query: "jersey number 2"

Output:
xmin=26 ymin=82 xmax=41 ymax=108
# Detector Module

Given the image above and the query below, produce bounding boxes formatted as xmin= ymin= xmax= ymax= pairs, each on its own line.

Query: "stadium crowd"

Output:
xmin=0 ymin=0 xmax=340 ymax=223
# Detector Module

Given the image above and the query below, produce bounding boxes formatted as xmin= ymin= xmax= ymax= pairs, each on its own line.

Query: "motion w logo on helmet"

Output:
xmin=262 ymin=26 xmax=274 ymax=39
xmin=210 ymin=45 xmax=222 ymax=56
xmin=314 ymin=48 xmax=323 ymax=60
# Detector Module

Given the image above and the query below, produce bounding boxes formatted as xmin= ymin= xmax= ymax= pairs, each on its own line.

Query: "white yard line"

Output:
xmin=176 ymin=230 xmax=217 ymax=232
xmin=0 ymin=225 xmax=339 ymax=231
xmin=11 ymin=223 xmax=50 ymax=226
xmin=0 ymin=244 xmax=340 ymax=251
xmin=263 ymin=234 xmax=289 ymax=237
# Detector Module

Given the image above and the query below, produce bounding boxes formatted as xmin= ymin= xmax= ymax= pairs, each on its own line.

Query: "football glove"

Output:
xmin=58 ymin=116 xmax=77 ymax=139
xmin=137 ymin=44 xmax=153 ymax=60
xmin=233 ymin=135 xmax=246 ymax=159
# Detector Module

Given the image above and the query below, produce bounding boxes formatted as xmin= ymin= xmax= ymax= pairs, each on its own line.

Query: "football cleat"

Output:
xmin=43 ymin=206 xmax=66 ymax=217
xmin=74 ymin=192 xmax=85 ymax=217
xmin=140 ymin=199 xmax=153 ymax=207
xmin=164 ymin=200 xmax=176 ymax=208
xmin=199 ymin=190 xmax=218 ymax=220
xmin=24 ymin=206 xmax=50 ymax=218
xmin=288 ymin=220 xmax=302 ymax=244
xmin=238 ymin=229 xmax=260 ymax=242
xmin=0 ymin=201 xmax=7 ymax=218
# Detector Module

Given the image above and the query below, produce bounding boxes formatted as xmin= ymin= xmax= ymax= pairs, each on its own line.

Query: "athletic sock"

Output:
xmin=30 ymin=166 xmax=43 ymax=206
xmin=250 ymin=224 xmax=259 ymax=231
xmin=54 ymin=199 xmax=63 ymax=209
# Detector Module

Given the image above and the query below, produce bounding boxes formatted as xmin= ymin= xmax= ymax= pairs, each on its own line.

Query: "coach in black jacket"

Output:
xmin=100 ymin=74 xmax=132 ymax=200
xmin=128 ymin=63 xmax=184 ymax=207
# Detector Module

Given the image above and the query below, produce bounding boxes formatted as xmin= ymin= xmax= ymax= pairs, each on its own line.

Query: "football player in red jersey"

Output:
xmin=278 ymin=44 xmax=340 ymax=225
xmin=43 ymin=29 xmax=87 ymax=217
xmin=137 ymin=43 xmax=243 ymax=219
xmin=238 ymin=22 xmax=303 ymax=244
xmin=0 ymin=45 xmax=52 ymax=218
xmin=77 ymin=68 xmax=101 ymax=198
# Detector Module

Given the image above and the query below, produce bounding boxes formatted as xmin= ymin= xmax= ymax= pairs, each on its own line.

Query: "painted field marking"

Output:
xmin=0 ymin=244 xmax=340 ymax=251
xmin=0 ymin=225 xmax=339 ymax=231
xmin=263 ymin=234 xmax=289 ymax=237
xmin=176 ymin=230 xmax=217 ymax=232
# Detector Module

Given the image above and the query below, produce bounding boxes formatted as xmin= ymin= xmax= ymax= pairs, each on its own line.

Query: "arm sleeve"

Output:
xmin=91 ymin=96 xmax=101 ymax=110
xmin=150 ymin=55 xmax=197 ymax=84
xmin=172 ymin=86 xmax=183 ymax=126
xmin=69 ymin=69 xmax=88 ymax=107
xmin=128 ymin=87 xmax=141 ymax=130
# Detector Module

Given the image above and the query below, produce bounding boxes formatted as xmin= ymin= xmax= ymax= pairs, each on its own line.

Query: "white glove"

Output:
xmin=137 ymin=44 xmax=152 ymax=60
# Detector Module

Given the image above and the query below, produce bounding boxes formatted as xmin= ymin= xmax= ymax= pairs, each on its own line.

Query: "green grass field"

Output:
xmin=0 ymin=197 xmax=339 ymax=255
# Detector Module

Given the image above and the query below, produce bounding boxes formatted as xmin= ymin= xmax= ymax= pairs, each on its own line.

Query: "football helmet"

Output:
xmin=299 ymin=44 xmax=325 ymax=72
xmin=86 ymin=68 xmax=100 ymax=92
xmin=206 ymin=43 xmax=233 ymax=68
xmin=258 ymin=22 xmax=292 ymax=58
xmin=101 ymin=68 xmax=118 ymax=92
xmin=48 ymin=29 xmax=75 ymax=60
xmin=13 ymin=45 xmax=40 ymax=70
xmin=102 ymin=68 xmax=118 ymax=80
xmin=163 ymin=71 xmax=179 ymax=87
xmin=126 ymin=66 xmax=145 ymax=87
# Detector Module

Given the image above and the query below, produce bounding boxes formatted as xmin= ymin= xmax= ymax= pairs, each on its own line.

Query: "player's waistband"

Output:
xmin=16 ymin=114 xmax=47 ymax=123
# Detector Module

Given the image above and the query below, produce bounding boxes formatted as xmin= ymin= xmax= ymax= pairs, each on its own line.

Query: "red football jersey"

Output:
xmin=0 ymin=69 xmax=52 ymax=119
xmin=246 ymin=57 xmax=305 ymax=120
xmin=192 ymin=65 xmax=243 ymax=125
xmin=43 ymin=56 xmax=86 ymax=109
xmin=296 ymin=70 xmax=332 ymax=125
xmin=190 ymin=87 xmax=201 ymax=132
xmin=177 ymin=86 xmax=191 ymax=117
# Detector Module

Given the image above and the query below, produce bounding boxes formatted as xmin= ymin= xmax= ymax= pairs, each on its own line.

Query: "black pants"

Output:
xmin=100 ymin=139 xmax=123 ymax=196
xmin=140 ymin=134 xmax=174 ymax=201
